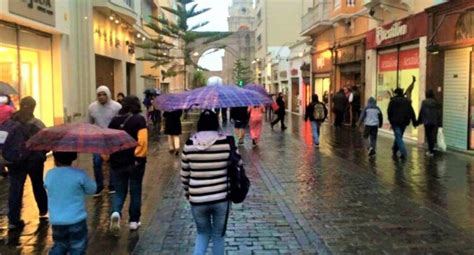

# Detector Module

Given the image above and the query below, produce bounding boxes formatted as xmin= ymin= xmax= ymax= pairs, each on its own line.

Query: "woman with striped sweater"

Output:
xmin=181 ymin=110 xmax=235 ymax=255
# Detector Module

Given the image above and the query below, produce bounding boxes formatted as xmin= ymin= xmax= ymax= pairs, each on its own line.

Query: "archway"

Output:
xmin=207 ymin=76 xmax=223 ymax=86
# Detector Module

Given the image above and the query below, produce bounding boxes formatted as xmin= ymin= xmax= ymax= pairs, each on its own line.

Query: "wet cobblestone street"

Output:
xmin=2 ymin=116 xmax=474 ymax=254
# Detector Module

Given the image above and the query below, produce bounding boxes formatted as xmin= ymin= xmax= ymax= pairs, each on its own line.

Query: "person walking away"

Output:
xmin=45 ymin=152 xmax=96 ymax=254
xmin=271 ymin=92 xmax=287 ymax=130
xmin=358 ymin=97 xmax=383 ymax=156
xmin=230 ymin=107 xmax=249 ymax=145
xmin=163 ymin=110 xmax=183 ymax=155
xmin=6 ymin=97 xmax=48 ymax=229
xmin=221 ymin=108 xmax=228 ymax=125
xmin=351 ymin=86 xmax=361 ymax=127
xmin=248 ymin=105 xmax=265 ymax=146
xmin=181 ymin=110 xmax=239 ymax=255
xmin=305 ymin=94 xmax=328 ymax=147
xmin=333 ymin=89 xmax=347 ymax=127
xmin=108 ymin=96 xmax=148 ymax=233
xmin=417 ymin=90 xmax=441 ymax=157
xmin=88 ymin=85 xmax=121 ymax=196
xmin=388 ymin=88 xmax=417 ymax=160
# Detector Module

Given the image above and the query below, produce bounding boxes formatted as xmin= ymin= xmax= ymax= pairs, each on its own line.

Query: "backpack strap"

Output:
xmin=119 ymin=114 xmax=133 ymax=129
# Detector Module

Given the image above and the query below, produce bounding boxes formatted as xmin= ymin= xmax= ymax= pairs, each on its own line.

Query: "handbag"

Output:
xmin=271 ymin=102 xmax=279 ymax=112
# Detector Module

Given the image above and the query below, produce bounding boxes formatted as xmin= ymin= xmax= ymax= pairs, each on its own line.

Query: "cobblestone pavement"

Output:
xmin=2 ymin=116 xmax=474 ymax=254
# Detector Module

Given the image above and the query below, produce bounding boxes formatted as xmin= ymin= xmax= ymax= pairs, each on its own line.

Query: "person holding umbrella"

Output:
xmin=88 ymin=86 xmax=121 ymax=196
xmin=163 ymin=110 xmax=183 ymax=155
xmin=108 ymin=96 xmax=148 ymax=233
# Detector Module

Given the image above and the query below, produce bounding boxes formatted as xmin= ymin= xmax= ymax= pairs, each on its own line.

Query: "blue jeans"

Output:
xmin=191 ymin=201 xmax=228 ymax=255
xmin=392 ymin=126 xmax=407 ymax=158
xmin=8 ymin=161 xmax=48 ymax=224
xmin=310 ymin=121 xmax=321 ymax=145
xmin=49 ymin=219 xmax=88 ymax=255
xmin=111 ymin=162 xmax=146 ymax=222
xmin=93 ymin=154 xmax=115 ymax=192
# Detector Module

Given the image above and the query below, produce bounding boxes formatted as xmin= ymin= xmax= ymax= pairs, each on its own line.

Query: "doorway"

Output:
xmin=95 ymin=55 xmax=114 ymax=96
xmin=470 ymin=51 xmax=474 ymax=149
xmin=291 ymin=78 xmax=299 ymax=113
xmin=126 ymin=62 xmax=136 ymax=96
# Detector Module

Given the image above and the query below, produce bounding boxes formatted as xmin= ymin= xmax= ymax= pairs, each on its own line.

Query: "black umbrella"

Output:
xmin=0 ymin=81 xmax=17 ymax=95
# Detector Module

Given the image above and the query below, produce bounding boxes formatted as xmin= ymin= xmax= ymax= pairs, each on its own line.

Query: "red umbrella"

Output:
xmin=26 ymin=122 xmax=138 ymax=154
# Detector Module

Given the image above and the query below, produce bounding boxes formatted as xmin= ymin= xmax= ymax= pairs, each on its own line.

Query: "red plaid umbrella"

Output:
xmin=26 ymin=122 xmax=138 ymax=154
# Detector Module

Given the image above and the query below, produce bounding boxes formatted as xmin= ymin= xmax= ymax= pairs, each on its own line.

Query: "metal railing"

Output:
xmin=301 ymin=2 xmax=330 ymax=33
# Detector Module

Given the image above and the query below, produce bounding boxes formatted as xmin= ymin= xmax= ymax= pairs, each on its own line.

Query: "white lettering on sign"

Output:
xmin=316 ymin=57 xmax=325 ymax=69
xmin=376 ymin=22 xmax=407 ymax=45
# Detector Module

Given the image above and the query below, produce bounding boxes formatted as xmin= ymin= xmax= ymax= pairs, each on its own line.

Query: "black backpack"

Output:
xmin=226 ymin=136 xmax=250 ymax=204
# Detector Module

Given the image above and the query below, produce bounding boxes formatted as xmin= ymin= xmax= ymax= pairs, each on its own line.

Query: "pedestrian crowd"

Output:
xmin=0 ymin=80 xmax=442 ymax=255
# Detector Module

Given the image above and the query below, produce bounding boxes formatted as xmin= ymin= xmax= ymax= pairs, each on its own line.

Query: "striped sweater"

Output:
xmin=181 ymin=132 xmax=234 ymax=205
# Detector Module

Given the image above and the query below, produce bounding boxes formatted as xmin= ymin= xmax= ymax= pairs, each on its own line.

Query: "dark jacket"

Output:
xmin=305 ymin=101 xmax=328 ymax=122
xmin=333 ymin=91 xmax=347 ymax=112
xmin=230 ymin=107 xmax=249 ymax=122
xmin=387 ymin=96 xmax=417 ymax=127
xmin=11 ymin=112 xmax=47 ymax=163
xmin=352 ymin=90 xmax=361 ymax=110
xmin=164 ymin=110 xmax=183 ymax=135
xmin=418 ymin=98 xmax=441 ymax=127
xmin=275 ymin=96 xmax=285 ymax=115
xmin=109 ymin=113 xmax=148 ymax=168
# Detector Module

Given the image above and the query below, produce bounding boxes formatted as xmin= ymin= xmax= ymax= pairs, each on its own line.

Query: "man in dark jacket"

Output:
xmin=333 ymin=89 xmax=347 ymax=127
xmin=387 ymin=88 xmax=417 ymax=160
xmin=7 ymin=97 xmax=48 ymax=229
xmin=271 ymin=93 xmax=287 ymax=130
xmin=305 ymin=94 xmax=328 ymax=147
xmin=417 ymin=90 xmax=441 ymax=156
xmin=351 ymin=86 xmax=361 ymax=127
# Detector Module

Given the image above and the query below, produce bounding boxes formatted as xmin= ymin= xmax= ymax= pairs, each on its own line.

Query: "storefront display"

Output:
xmin=0 ymin=21 xmax=55 ymax=127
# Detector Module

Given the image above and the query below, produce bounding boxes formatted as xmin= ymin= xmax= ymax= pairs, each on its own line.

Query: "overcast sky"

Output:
xmin=189 ymin=0 xmax=231 ymax=71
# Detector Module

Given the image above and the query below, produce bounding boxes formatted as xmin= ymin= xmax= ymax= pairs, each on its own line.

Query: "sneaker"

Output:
xmin=425 ymin=152 xmax=435 ymax=157
xmin=129 ymin=221 xmax=141 ymax=231
xmin=175 ymin=150 xmax=180 ymax=156
xmin=281 ymin=126 xmax=287 ymax=131
xmin=108 ymin=190 xmax=116 ymax=194
xmin=369 ymin=149 xmax=376 ymax=157
xmin=8 ymin=220 xmax=25 ymax=230
xmin=39 ymin=213 xmax=49 ymax=220
xmin=93 ymin=187 xmax=103 ymax=197
xmin=109 ymin=212 xmax=121 ymax=235
xmin=314 ymin=143 xmax=320 ymax=148
xmin=252 ymin=139 xmax=256 ymax=146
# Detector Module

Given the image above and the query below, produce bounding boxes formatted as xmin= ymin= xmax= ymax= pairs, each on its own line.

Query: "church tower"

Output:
xmin=228 ymin=0 xmax=255 ymax=32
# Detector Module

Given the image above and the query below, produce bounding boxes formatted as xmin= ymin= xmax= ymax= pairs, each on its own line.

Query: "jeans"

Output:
xmin=424 ymin=125 xmax=438 ymax=153
xmin=93 ymin=154 xmax=115 ymax=192
xmin=111 ymin=162 xmax=146 ymax=222
xmin=271 ymin=113 xmax=286 ymax=128
xmin=310 ymin=121 xmax=321 ymax=145
xmin=191 ymin=201 xmax=228 ymax=255
xmin=50 ymin=220 xmax=88 ymax=255
xmin=8 ymin=161 xmax=48 ymax=224
xmin=392 ymin=126 xmax=407 ymax=158
xmin=364 ymin=125 xmax=378 ymax=150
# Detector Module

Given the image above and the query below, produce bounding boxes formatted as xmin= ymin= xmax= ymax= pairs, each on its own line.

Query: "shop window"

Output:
xmin=455 ymin=10 xmax=474 ymax=41
xmin=347 ymin=0 xmax=356 ymax=7
xmin=377 ymin=47 xmax=420 ymax=138
xmin=0 ymin=22 xmax=54 ymax=127
xmin=124 ymin=0 xmax=133 ymax=8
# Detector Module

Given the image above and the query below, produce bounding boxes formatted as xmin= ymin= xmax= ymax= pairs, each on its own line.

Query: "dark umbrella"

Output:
xmin=0 ymin=81 xmax=18 ymax=95
xmin=26 ymin=122 xmax=138 ymax=154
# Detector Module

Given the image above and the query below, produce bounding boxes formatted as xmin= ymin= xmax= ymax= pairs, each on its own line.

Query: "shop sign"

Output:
xmin=9 ymin=0 xmax=56 ymax=26
xmin=378 ymin=48 xmax=419 ymax=72
xmin=337 ymin=44 xmax=364 ymax=64
xmin=291 ymin=69 xmax=298 ymax=76
xmin=366 ymin=12 xmax=427 ymax=49
xmin=312 ymin=50 xmax=332 ymax=73
xmin=376 ymin=22 xmax=407 ymax=46
xmin=279 ymin=71 xmax=288 ymax=79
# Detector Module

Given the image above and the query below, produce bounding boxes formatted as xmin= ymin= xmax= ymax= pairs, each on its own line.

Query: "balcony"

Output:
xmin=301 ymin=2 xmax=332 ymax=37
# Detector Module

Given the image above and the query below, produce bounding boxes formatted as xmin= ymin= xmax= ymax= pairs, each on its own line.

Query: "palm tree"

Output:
xmin=191 ymin=70 xmax=207 ymax=88
xmin=137 ymin=0 xmax=231 ymax=89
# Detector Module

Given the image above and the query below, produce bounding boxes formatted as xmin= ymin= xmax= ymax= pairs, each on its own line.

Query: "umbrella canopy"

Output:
xmin=26 ymin=122 xmax=138 ymax=154
xmin=244 ymin=83 xmax=270 ymax=97
xmin=154 ymin=85 xmax=272 ymax=111
xmin=0 ymin=81 xmax=18 ymax=95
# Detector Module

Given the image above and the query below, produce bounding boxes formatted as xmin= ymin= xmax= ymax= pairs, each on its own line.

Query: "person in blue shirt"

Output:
xmin=44 ymin=152 xmax=96 ymax=255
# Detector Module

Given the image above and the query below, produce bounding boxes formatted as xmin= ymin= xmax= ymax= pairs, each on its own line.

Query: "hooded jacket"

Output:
xmin=180 ymin=131 xmax=233 ymax=205
xmin=88 ymin=86 xmax=122 ymax=128
xmin=418 ymin=98 xmax=441 ymax=127
xmin=387 ymin=95 xmax=417 ymax=127
xmin=359 ymin=97 xmax=383 ymax=127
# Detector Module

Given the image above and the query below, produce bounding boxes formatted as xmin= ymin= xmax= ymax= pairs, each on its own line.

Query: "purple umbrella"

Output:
xmin=154 ymin=85 xmax=272 ymax=111
xmin=244 ymin=83 xmax=270 ymax=98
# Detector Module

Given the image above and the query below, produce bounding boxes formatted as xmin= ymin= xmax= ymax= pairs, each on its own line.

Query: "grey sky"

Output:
xmin=189 ymin=0 xmax=231 ymax=71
